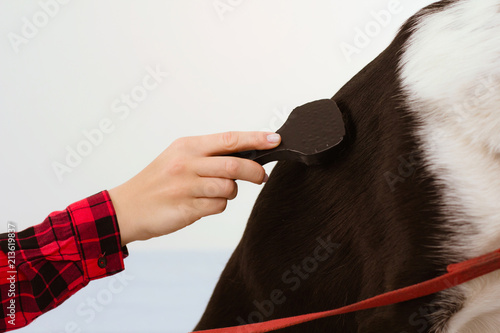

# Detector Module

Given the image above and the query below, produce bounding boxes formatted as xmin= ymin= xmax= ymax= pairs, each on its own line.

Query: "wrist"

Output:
xmin=108 ymin=185 xmax=135 ymax=246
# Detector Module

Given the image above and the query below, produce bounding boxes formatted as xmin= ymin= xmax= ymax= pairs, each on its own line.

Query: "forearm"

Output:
xmin=0 ymin=191 xmax=127 ymax=332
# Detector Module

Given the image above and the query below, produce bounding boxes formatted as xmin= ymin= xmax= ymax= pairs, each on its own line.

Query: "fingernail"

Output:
xmin=263 ymin=173 xmax=269 ymax=183
xmin=267 ymin=134 xmax=280 ymax=143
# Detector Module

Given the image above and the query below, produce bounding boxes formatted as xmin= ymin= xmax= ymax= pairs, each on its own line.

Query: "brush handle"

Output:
xmin=228 ymin=145 xmax=287 ymax=166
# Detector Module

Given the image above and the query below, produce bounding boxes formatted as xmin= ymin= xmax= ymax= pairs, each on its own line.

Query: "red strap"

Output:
xmin=193 ymin=249 xmax=500 ymax=333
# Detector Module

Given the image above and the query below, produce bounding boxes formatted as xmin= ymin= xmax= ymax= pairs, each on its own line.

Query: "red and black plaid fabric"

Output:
xmin=0 ymin=190 xmax=128 ymax=332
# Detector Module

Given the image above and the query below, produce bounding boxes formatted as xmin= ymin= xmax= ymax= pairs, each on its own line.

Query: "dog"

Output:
xmin=195 ymin=0 xmax=500 ymax=332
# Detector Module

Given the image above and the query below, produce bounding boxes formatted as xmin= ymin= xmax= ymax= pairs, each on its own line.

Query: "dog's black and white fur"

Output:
xmin=195 ymin=1 xmax=500 ymax=332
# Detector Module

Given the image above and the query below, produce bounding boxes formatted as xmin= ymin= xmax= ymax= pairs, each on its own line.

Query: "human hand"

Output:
xmin=108 ymin=131 xmax=281 ymax=246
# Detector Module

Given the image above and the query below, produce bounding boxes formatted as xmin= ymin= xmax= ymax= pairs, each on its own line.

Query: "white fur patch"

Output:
xmin=399 ymin=0 xmax=500 ymax=332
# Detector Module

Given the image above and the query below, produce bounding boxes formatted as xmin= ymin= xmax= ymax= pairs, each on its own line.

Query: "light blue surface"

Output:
xmin=15 ymin=250 xmax=233 ymax=333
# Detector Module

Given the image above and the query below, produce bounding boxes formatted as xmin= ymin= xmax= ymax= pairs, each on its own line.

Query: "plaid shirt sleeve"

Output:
xmin=0 ymin=190 xmax=128 ymax=332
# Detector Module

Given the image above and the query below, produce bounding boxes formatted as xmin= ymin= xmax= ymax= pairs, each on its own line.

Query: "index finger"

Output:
xmin=190 ymin=131 xmax=281 ymax=156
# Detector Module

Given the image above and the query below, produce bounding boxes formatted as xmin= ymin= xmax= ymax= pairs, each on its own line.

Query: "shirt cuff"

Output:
xmin=67 ymin=190 xmax=128 ymax=282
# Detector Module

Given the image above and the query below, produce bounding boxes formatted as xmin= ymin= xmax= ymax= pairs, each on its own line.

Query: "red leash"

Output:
xmin=193 ymin=248 xmax=500 ymax=333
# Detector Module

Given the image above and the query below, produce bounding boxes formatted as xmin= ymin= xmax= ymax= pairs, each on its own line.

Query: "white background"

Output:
xmin=0 ymin=1 xmax=434 ymax=332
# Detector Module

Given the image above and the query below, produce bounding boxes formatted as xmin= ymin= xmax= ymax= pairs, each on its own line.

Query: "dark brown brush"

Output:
xmin=228 ymin=99 xmax=346 ymax=166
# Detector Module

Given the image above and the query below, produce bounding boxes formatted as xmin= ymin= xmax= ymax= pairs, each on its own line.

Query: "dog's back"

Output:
xmin=195 ymin=1 xmax=500 ymax=332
